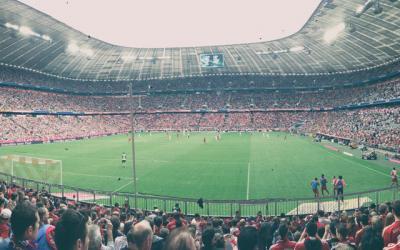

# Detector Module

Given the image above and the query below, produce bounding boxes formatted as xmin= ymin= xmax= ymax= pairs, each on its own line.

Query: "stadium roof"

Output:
xmin=0 ymin=0 xmax=400 ymax=82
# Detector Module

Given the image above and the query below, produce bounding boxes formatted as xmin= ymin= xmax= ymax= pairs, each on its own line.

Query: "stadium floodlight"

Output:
xmin=5 ymin=22 xmax=19 ymax=30
xmin=67 ymin=43 xmax=79 ymax=54
xmin=41 ymin=35 xmax=52 ymax=42
xmin=19 ymin=26 xmax=36 ymax=37
xmin=323 ymin=22 xmax=345 ymax=44
xmin=355 ymin=5 xmax=364 ymax=15
xmin=274 ymin=49 xmax=288 ymax=54
xmin=290 ymin=46 xmax=305 ymax=52
xmin=80 ymin=48 xmax=94 ymax=57
xmin=122 ymin=54 xmax=135 ymax=62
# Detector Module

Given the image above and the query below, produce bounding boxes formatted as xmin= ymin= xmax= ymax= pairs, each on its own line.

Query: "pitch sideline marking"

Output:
xmin=343 ymin=152 xmax=353 ymax=157
xmin=246 ymin=162 xmax=251 ymax=200
xmin=113 ymin=180 xmax=135 ymax=193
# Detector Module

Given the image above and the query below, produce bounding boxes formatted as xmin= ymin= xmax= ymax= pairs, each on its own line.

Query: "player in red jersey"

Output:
xmin=332 ymin=176 xmax=338 ymax=197
xmin=391 ymin=167 xmax=398 ymax=187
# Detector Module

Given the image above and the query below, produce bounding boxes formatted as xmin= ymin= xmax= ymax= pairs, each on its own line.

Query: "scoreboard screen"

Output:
xmin=200 ymin=54 xmax=224 ymax=68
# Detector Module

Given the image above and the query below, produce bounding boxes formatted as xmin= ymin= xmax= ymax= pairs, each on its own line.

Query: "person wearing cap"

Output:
xmin=0 ymin=208 xmax=11 ymax=239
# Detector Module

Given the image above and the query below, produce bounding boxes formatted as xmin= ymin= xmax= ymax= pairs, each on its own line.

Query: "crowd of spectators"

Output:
xmin=0 ymin=115 xmax=130 ymax=144
xmin=1 ymin=77 xmax=400 ymax=112
xmin=301 ymin=107 xmax=400 ymax=151
xmin=0 ymin=81 xmax=398 ymax=112
xmin=0 ymin=107 xmax=399 ymax=151
xmin=2 ymin=61 xmax=400 ymax=93
xmin=2 ymin=178 xmax=400 ymax=249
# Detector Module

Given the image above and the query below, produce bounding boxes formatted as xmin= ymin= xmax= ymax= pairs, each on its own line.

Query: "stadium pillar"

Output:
xmin=184 ymin=201 xmax=187 ymax=215
xmin=129 ymin=82 xmax=138 ymax=209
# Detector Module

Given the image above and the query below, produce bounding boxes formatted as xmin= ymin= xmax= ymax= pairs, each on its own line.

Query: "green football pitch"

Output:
xmin=0 ymin=132 xmax=396 ymax=200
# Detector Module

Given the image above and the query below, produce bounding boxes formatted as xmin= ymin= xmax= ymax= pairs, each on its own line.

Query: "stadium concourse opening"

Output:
xmin=1 ymin=0 xmax=400 ymax=249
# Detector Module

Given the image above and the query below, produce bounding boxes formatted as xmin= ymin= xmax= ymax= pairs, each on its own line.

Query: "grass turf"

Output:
xmin=0 ymin=132 xmax=396 ymax=200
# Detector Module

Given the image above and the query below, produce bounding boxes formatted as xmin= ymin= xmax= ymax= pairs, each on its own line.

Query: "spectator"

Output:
xmin=201 ymin=227 xmax=215 ymax=250
xmin=8 ymin=201 xmax=39 ymax=250
xmin=35 ymin=207 xmax=56 ymax=250
xmin=163 ymin=228 xmax=196 ymax=250
xmin=383 ymin=200 xmax=400 ymax=247
xmin=0 ymin=209 xmax=11 ymax=239
xmin=87 ymin=224 xmax=114 ymax=250
xmin=115 ymin=221 xmax=133 ymax=250
xmin=359 ymin=226 xmax=383 ymax=250
xmin=331 ymin=223 xmax=356 ymax=249
xmin=258 ymin=222 xmax=273 ymax=250
xmin=385 ymin=213 xmax=395 ymax=228
xmin=121 ymin=229 xmax=135 ymax=250
xmin=354 ymin=214 xmax=369 ymax=246
xmin=54 ymin=209 xmax=89 ymax=250
xmin=238 ymin=226 xmax=258 ymax=250
xmin=129 ymin=220 xmax=153 ymax=250
xmin=294 ymin=222 xmax=329 ymax=250
xmin=270 ymin=223 xmax=296 ymax=250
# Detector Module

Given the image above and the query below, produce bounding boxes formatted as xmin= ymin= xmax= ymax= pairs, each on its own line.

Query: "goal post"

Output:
xmin=0 ymin=155 xmax=62 ymax=185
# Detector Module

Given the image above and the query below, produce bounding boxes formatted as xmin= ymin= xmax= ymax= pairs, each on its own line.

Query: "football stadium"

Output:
xmin=0 ymin=0 xmax=400 ymax=249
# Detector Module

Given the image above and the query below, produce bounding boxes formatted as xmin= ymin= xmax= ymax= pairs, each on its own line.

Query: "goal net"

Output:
xmin=0 ymin=155 xmax=62 ymax=185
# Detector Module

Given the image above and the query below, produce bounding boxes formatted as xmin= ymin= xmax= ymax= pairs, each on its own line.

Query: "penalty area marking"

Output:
xmin=63 ymin=171 xmax=133 ymax=180
xmin=246 ymin=162 xmax=251 ymax=200
xmin=325 ymin=149 xmax=390 ymax=178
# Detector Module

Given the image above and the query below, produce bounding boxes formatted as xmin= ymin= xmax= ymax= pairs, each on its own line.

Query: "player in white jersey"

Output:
xmin=391 ymin=167 xmax=398 ymax=186
xmin=122 ymin=152 xmax=127 ymax=168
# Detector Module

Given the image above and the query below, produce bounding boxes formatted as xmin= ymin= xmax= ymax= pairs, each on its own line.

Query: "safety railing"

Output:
xmin=0 ymin=172 xmax=398 ymax=217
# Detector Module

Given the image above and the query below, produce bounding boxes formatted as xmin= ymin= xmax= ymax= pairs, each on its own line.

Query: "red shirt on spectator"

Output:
xmin=166 ymin=219 xmax=187 ymax=231
xmin=383 ymin=221 xmax=400 ymax=247
xmin=0 ymin=222 xmax=10 ymax=238
xmin=270 ymin=239 xmax=296 ymax=250
xmin=294 ymin=238 xmax=329 ymax=250
xmin=354 ymin=228 xmax=366 ymax=246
